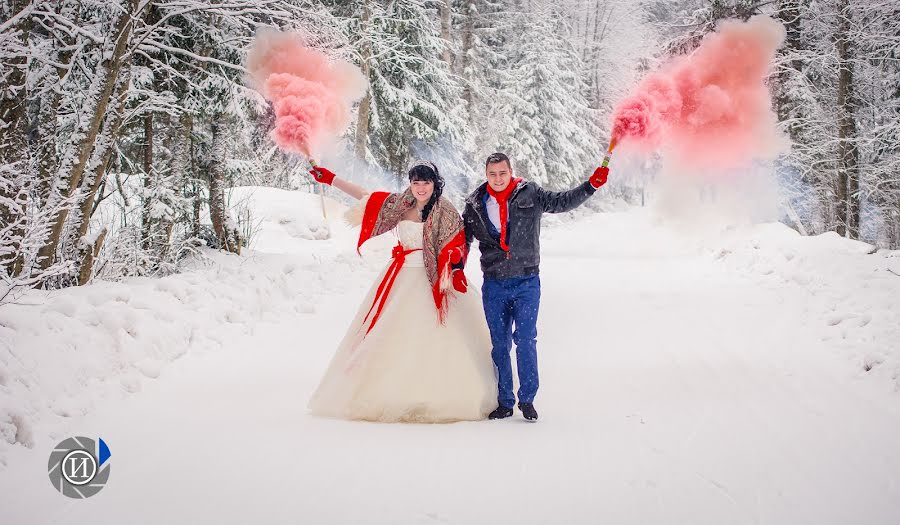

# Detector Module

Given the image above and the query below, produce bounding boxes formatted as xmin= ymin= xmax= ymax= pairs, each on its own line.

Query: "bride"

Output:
xmin=306 ymin=161 xmax=497 ymax=423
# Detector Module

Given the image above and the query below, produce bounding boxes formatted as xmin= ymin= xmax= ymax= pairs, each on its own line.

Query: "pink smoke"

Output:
xmin=611 ymin=16 xmax=788 ymax=170
xmin=247 ymin=29 xmax=367 ymax=158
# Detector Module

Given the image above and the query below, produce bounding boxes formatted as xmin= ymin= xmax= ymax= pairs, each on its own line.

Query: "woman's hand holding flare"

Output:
xmin=309 ymin=166 xmax=336 ymax=185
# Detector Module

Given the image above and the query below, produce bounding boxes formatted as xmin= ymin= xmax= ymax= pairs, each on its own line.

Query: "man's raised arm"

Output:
xmin=537 ymin=166 xmax=609 ymax=213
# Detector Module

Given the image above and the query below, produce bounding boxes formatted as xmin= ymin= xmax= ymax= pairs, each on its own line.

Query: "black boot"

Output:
xmin=518 ymin=402 xmax=538 ymax=421
xmin=488 ymin=406 xmax=514 ymax=420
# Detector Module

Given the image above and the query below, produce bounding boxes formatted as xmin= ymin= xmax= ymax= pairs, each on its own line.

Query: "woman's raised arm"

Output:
xmin=310 ymin=166 xmax=369 ymax=201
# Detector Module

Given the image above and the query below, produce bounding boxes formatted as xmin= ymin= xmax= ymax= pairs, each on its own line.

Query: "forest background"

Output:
xmin=1 ymin=0 xmax=897 ymax=299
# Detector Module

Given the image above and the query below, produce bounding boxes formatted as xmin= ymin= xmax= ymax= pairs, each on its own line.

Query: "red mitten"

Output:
xmin=452 ymin=269 xmax=468 ymax=293
xmin=449 ymin=246 xmax=466 ymax=265
xmin=589 ymin=166 xmax=609 ymax=189
xmin=309 ymin=166 xmax=336 ymax=185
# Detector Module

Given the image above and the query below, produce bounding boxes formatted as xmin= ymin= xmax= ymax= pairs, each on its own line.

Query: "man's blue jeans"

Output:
xmin=482 ymin=275 xmax=541 ymax=409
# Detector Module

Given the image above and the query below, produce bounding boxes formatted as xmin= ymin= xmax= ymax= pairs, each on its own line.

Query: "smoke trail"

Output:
xmin=247 ymin=29 xmax=367 ymax=158
xmin=611 ymin=16 xmax=789 ymax=171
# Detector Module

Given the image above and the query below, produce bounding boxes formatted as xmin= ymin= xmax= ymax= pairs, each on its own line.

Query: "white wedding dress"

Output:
xmin=308 ymin=220 xmax=498 ymax=422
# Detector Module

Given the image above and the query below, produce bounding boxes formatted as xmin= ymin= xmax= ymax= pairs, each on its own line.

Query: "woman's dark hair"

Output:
xmin=408 ymin=161 xmax=444 ymax=221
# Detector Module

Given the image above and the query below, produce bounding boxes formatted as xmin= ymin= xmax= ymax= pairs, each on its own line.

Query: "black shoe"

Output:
xmin=518 ymin=402 xmax=539 ymax=421
xmin=488 ymin=406 xmax=514 ymax=420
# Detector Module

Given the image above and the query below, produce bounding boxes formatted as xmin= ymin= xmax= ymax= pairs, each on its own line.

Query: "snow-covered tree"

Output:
xmin=769 ymin=0 xmax=899 ymax=246
xmin=339 ymin=0 xmax=469 ymax=180
xmin=2 ymin=0 xmax=897 ymax=300
xmin=475 ymin=2 xmax=602 ymax=187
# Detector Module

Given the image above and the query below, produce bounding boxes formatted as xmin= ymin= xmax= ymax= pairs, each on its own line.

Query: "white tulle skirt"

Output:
xmin=308 ymin=261 xmax=498 ymax=423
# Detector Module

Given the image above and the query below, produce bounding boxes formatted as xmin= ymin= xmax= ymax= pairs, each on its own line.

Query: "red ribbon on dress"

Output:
xmin=362 ymin=241 xmax=422 ymax=335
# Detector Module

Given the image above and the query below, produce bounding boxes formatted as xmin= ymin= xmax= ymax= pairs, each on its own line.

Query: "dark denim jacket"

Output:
xmin=463 ymin=180 xmax=596 ymax=279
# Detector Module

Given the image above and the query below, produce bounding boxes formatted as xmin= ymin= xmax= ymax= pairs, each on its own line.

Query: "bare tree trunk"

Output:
xmin=192 ymin=177 xmax=201 ymax=237
xmin=847 ymin=158 xmax=860 ymax=239
xmin=589 ymin=1 xmax=612 ymax=108
xmin=37 ymin=0 xmax=142 ymax=270
xmin=209 ymin=118 xmax=226 ymax=245
xmin=71 ymin=72 xmax=131 ymax=282
xmin=581 ymin=3 xmax=592 ymax=63
xmin=0 ymin=0 xmax=32 ymax=277
xmin=439 ymin=0 xmax=452 ymax=65
xmin=895 ymin=188 xmax=900 ymax=249
xmin=34 ymin=2 xmax=78 ymax=203
xmin=208 ymin=116 xmax=240 ymax=254
xmin=775 ymin=0 xmax=803 ymax=129
xmin=835 ymin=0 xmax=860 ymax=238
xmin=159 ymin=112 xmax=191 ymax=260
xmin=36 ymin=86 xmax=60 ymax=203
xmin=355 ymin=94 xmax=372 ymax=161
xmin=833 ymin=175 xmax=847 ymax=237
xmin=185 ymin=115 xmax=201 ymax=238
xmin=460 ymin=0 xmax=475 ymax=123
xmin=891 ymin=202 xmax=900 ymax=249
xmin=77 ymin=228 xmax=107 ymax=286
xmin=141 ymin=111 xmax=154 ymax=250
xmin=74 ymin=73 xmax=129 ymax=240
xmin=0 ymin=0 xmax=31 ymax=167
xmin=354 ymin=0 xmax=372 ymax=161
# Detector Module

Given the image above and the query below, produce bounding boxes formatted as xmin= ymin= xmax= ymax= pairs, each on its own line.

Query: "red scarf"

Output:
xmin=486 ymin=178 xmax=520 ymax=252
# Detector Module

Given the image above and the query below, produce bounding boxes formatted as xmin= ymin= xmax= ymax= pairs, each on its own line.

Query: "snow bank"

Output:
xmin=3 ymin=191 xmax=898 ymax=474
xmin=709 ymin=222 xmax=900 ymax=389
xmin=545 ymin=209 xmax=900 ymax=391
xmin=0 ymin=188 xmax=383 ymax=468
xmin=228 ymin=186 xmax=335 ymax=249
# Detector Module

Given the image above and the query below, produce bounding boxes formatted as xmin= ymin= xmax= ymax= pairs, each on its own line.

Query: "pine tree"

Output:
xmin=345 ymin=0 xmax=469 ymax=179
xmin=486 ymin=3 xmax=602 ymax=187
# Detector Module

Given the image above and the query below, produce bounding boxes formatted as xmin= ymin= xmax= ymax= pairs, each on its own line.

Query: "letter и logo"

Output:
xmin=48 ymin=436 xmax=111 ymax=498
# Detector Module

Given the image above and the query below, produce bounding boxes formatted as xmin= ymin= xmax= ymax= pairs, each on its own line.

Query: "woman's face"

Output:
xmin=410 ymin=179 xmax=435 ymax=205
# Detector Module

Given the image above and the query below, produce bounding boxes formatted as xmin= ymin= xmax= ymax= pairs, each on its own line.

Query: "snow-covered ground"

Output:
xmin=2 ymin=187 xmax=899 ymax=524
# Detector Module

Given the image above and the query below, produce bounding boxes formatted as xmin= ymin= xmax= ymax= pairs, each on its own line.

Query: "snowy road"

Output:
xmin=2 ymin=209 xmax=899 ymax=524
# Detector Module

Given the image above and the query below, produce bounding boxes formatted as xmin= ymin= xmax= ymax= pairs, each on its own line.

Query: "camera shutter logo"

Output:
xmin=48 ymin=437 xmax=111 ymax=498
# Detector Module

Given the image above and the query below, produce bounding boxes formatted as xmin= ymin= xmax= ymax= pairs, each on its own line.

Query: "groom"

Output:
xmin=463 ymin=153 xmax=609 ymax=421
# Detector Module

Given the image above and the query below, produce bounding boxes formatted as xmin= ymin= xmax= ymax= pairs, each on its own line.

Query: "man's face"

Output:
xmin=486 ymin=161 xmax=513 ymax=192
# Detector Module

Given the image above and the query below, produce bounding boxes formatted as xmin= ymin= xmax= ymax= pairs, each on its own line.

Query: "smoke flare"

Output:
xmin=611 ymin=16 xmax=789 ymax=170
xmin=247 ymin=29 xmax=367 ymax=158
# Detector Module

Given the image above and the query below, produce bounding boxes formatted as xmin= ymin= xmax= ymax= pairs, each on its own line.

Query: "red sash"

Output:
xmin=362 ymin=242 xmax=422 ymax=335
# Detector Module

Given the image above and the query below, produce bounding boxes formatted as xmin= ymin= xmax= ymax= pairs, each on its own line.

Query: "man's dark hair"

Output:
xmin=485 ymin=152 xmax=511 ymax=169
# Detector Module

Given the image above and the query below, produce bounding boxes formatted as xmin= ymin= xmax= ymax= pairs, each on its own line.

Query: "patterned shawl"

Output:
xmin=357 ymin=188 xmax=467 ymax=321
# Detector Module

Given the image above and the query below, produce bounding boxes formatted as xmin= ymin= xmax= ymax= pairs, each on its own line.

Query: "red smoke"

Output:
xmin=247 ymin=29 xmax=367 ymax=158
xmin=611 ymin=16 xmax=788 ymax=170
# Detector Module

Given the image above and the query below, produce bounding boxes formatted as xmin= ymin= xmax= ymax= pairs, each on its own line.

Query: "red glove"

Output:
xmin=309 ymin=166 xmax=336 ymax=185
xmin=452 ymin=269 xmax=468 ymax=293
xmin=589 ymin=166 xmax=609 ymax=189
xmin=448 ymin=246 xmax=466 ymax=265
